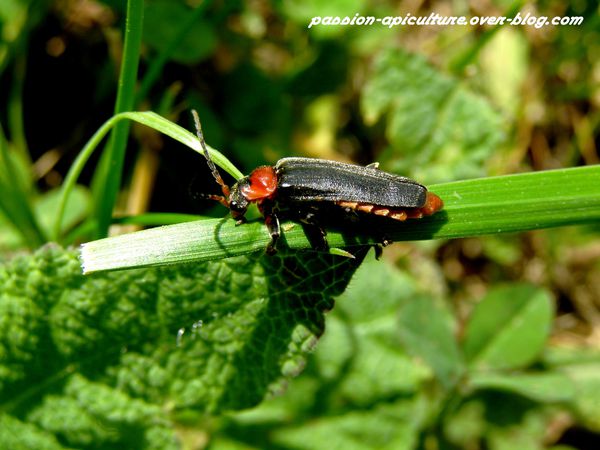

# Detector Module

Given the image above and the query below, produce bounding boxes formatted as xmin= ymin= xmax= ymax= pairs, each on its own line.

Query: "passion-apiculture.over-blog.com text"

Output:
xmin=307 ymin=12 xmax=584 ymax=29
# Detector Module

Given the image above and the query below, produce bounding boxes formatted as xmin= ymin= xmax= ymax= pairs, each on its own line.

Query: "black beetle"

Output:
xmin=192 ymin=111 xmax=443 ymax=253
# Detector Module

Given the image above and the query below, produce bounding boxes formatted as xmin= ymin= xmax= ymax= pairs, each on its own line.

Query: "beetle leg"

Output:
xmin=260 ymin=201 xmax=280 ymax=254
xmin=298 ymin=208 xmax=329 ymax=251
xmin=205 ymin=194 xmax=231 ymax=209
xmin=301 ymin=223 xmax=329 ymax=251
xmin=372 ymin=235 xmax=393 ymax=260
xmin=234 ymin=215 xmax=247 ymax=226
xmin=380 ymin=235 xmax=393 ymax=247
xmin=344 ymin=208 xmax=360 ymax=222
xmin=264 ymin=213 xmax=281 ymax=255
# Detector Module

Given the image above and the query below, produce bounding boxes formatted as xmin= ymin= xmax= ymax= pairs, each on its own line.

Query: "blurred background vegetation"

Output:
xmin=0 ymin=0 xmax=599 ymax=449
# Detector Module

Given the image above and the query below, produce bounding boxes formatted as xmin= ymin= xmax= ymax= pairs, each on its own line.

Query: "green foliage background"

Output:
xmin=0 ymin=0 xmax=599 ymax=449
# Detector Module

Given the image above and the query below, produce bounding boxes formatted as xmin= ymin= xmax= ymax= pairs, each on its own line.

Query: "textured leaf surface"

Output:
xmin=0 ymin=414 xmax=70 ymax=450
xmin=210 ymin=255 xmax=438 ymax=449
xmin=362 ymin=49 xmax=503 ymax=182
xmin=0 ymin=245 xmax=365 ymax=448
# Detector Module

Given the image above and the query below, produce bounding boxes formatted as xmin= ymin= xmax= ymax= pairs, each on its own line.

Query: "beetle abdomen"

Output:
xmin=275 ymin=157 xmax=427 ymax=208
xmin=337 ymin=191 xmax=443 ymax=221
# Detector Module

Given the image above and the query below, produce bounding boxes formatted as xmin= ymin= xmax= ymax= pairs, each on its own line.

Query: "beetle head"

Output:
xmin=228 ymin=178 xmax=251 ymax=219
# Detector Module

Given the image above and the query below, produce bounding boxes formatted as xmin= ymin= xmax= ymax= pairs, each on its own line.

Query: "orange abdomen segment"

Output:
xmin=420 ymin=192 xmax=444 ymax=216
xmin=337 ymin=191 xmax=443 ymax=222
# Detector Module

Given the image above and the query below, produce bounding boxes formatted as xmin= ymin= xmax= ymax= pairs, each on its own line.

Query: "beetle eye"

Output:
xmin=229 ymin=199 xmax=245 ymax=213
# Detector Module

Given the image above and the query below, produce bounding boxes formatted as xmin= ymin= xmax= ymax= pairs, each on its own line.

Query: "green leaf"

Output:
xmin=80 ymin=218 xmax=270 ymax=273
xmin=80 ymin=165 xmax=600 ymax=272
xmin=214 ymin=255 xmax=437 ymax=446
xmin=27 ymin=375 xmax=178 ymax=449
xmin=270 ymin=402 xmax=423 ymax=450
xmin=136 ymin=1 xmax=214 ymax=103
xmin=487 ymin=407 xmax=550 ymax=450
xmin=468 ymin=371 xmax=575 ymax=403
xmin=143 ymin=1 xmax=216 ymax=64
xmin=547 ymin=350 xmax=600 ymax=431
xmin=443 ymin=400 xmax=486 ymax=449
xmin=158 ymin=249 xmax=367 ymax=412
xmin=0 ymin=294 xmax=46 ymax=390
xmin=35 ymin=186 xmax=90 ymax=238
xmin=0 ymin=214 xmax=23 ymax=250
xmin=0 ymin=414 xmax=69 ymax=450
xmin=112 ymin=213 xmax=205 ymax=226
xmin=0 ymin=245 xmax=365 ymax=448
xmin=0 ymin=141 xmax=46 ymax=247
xmin=462 ymin=284 xmax=553 ymax=370
xmin=314 ymin=256 xmax=429 ymax=404
xmin=446 ymin=391 xmax=555 ymax=450
xmin=53 ymin=111 xmax=243 ymax=241
xmin=362 ymin=48 xmax=503 ymax=181
xmin=480 ymin=28 xmax=529 ymax=117
xmin=397 ymin=294 xmax=464 ymax=389
xmin=567 ymin=364 xmax=600 ymax=430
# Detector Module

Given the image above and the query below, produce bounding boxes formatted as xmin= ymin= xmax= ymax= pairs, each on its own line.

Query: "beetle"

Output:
xmin=191 ymin=111 xmax=443 ymax=254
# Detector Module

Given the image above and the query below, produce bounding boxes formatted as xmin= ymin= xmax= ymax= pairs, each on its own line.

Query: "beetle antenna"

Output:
xmin=191 ymin=110 xmax=231 ymax=200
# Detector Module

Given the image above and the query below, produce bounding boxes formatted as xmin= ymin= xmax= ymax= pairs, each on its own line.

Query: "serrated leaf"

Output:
xmin=397 ymin=295 xmax=464 ymax=389
xmin=462 ymin=284 xmax=553 ymax=370
xmin=362 ymin=49 xmax=503 ymax=181
xmin=159 ymin=248 xmax=367 ymax=412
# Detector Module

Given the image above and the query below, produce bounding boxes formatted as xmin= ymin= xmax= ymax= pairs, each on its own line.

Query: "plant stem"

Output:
xmin=91 ymin=0 xmax=145 ymax=239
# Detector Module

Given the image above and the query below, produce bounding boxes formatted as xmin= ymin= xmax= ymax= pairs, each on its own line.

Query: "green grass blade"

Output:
xmin=91 ymin=0 xmax=144 ymax=239
xmin=118 ymin=112 xmax=243 ymax=179
xmin=0 ymin=137 xmax=46 ymax=247
xmin=52 ymin=111 xmax=242 ymax=241
xmin=81 ymin=165 xmax=600 ymax=273
xmin=422 ymin=164 xmax=600 ymax=239
xmin=112 ymin=213 xmax=206 ymax=226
